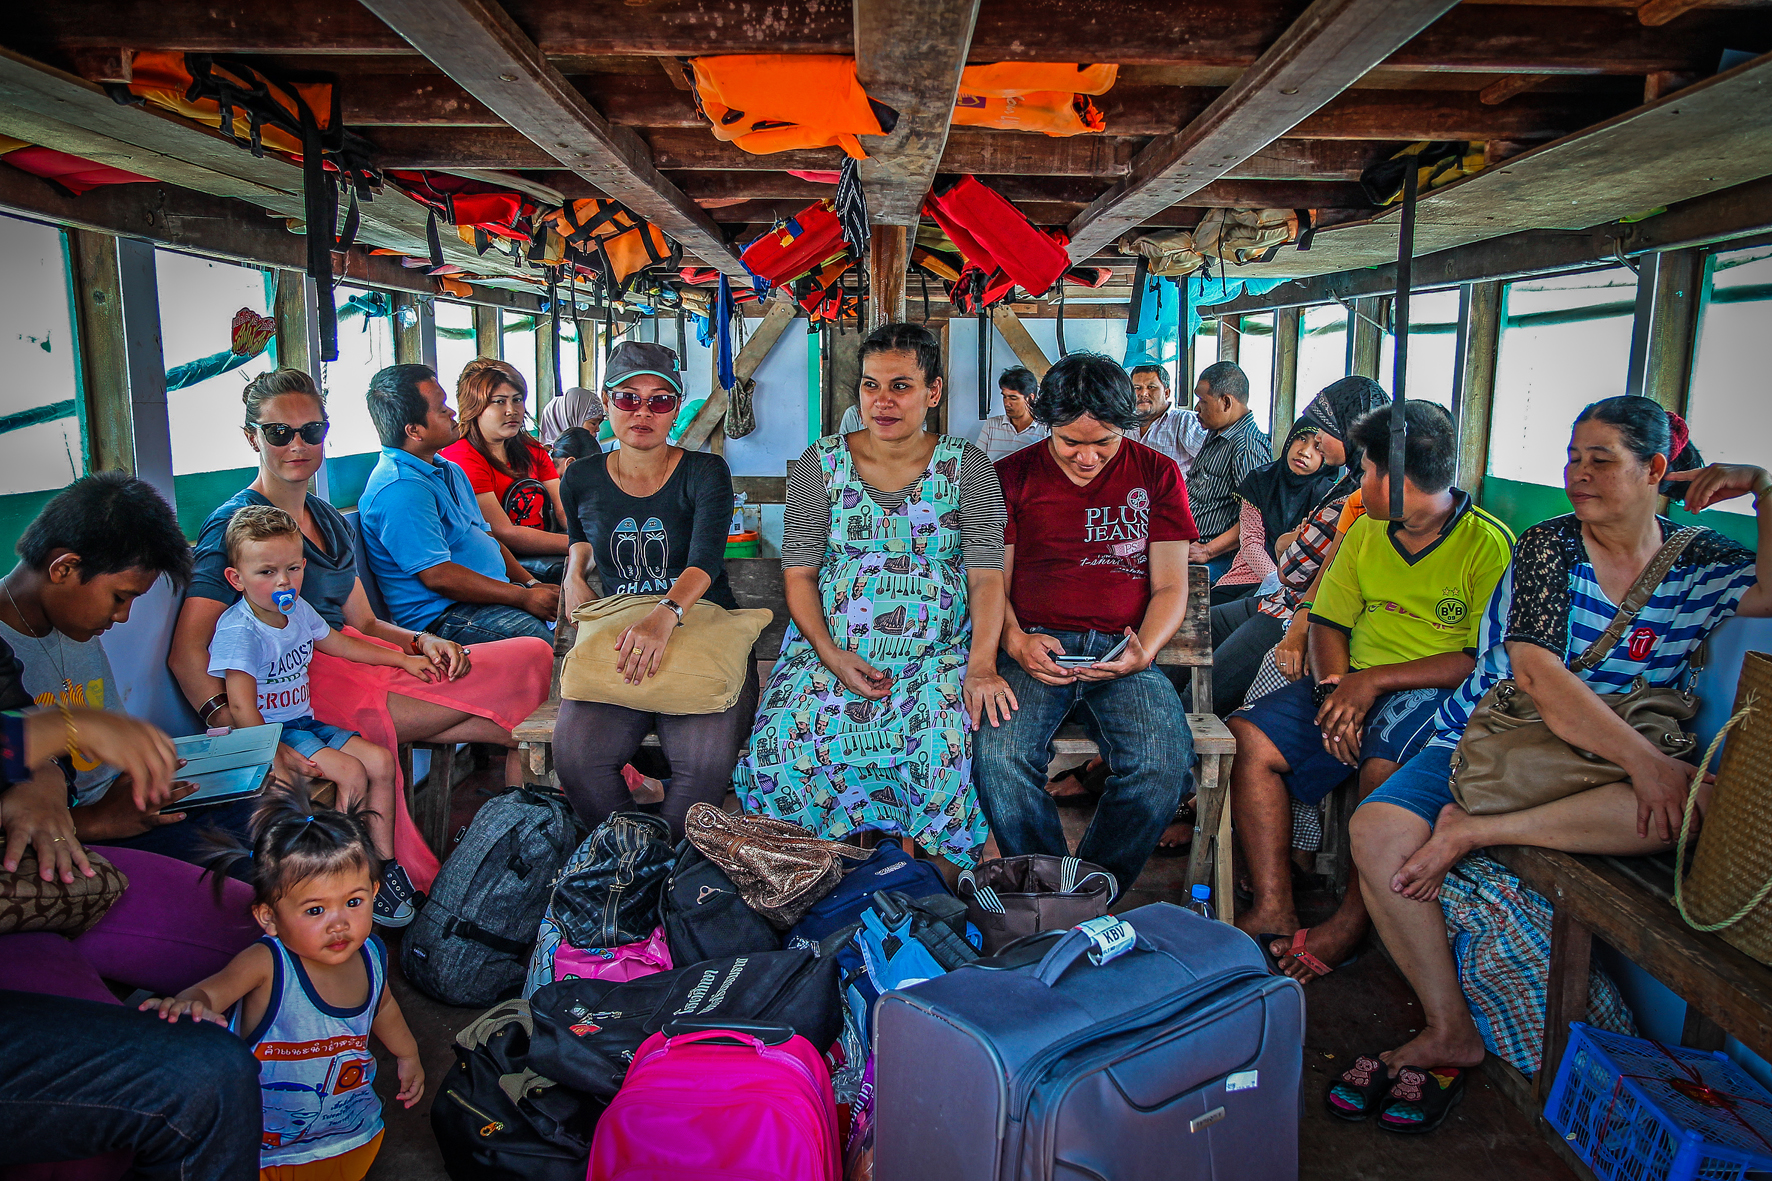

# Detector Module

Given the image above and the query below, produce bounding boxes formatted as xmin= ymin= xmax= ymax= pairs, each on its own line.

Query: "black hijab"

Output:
xmin=1238 ymin=420 xmax=1342 ymax=559
xmin=1302 ymin=375 xmax=1391 ymax=505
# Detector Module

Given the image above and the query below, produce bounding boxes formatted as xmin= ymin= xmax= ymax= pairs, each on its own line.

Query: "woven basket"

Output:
xmin=1678 ymin=652 xmax=1772 ymax=964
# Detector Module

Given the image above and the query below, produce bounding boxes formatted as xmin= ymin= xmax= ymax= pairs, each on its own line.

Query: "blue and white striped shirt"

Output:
xmin=1427 ymin=514 xmax=1756 ymax=747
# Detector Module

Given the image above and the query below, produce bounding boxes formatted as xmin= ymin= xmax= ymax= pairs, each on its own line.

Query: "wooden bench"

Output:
xmin=1480 ymin=845 xmax=1772 ymax=1178
xmin=515 ymin=561 xmax=1234 ymax=913
xmin=1046 ymin=565 xmax=1237 ymax=914
xmin=513 ymin=558 xmax=791 ymax=784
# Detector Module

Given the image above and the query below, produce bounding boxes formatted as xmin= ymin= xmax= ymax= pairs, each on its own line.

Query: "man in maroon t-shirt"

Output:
xmin=975 ymin=353 xmax=1200 ymax=892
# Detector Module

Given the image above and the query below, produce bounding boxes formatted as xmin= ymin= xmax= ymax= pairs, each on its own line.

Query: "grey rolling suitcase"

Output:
xmin=874 ymin=902 xmax=1304 ymax=1181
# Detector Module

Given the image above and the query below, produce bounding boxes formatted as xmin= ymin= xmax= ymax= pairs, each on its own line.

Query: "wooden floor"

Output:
xmin=362 ymin=758 xmax=1575 ymax=1181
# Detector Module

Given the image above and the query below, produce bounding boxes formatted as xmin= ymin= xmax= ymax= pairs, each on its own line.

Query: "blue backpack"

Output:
xmin=788 ymin=841 xmax=950 ymax=947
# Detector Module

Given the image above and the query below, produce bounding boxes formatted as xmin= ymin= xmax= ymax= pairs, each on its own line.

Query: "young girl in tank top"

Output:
xmin=140 ymin=783 xmax=424 ymax=1181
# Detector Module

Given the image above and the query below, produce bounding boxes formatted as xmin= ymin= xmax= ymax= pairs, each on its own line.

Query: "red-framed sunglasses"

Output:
xmin=609 ymin=390 xmax=682 ymax=414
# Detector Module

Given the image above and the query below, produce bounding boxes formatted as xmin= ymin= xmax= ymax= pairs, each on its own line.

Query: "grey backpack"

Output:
xmin=402 ymin=785 xmax=583 ymax=1007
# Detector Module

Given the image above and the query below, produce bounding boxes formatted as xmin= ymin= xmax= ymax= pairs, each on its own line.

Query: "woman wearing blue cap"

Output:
xmin=553 ymin=341 xmax=754 ymax=841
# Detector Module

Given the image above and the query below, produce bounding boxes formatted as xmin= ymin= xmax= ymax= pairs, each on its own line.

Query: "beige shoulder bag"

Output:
xmin=1449 ymin=527 xmax=1702 ymax=816
xmin=559 ymin=593 xmax=773 ymax=715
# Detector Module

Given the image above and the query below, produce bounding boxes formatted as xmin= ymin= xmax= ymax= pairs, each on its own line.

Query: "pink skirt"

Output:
xmin=308 ymin=628 xmax=552 ymax=891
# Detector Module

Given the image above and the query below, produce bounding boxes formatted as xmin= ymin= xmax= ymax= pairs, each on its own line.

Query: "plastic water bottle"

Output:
xmin=1187 ymin=884 xmax=1216 ymax=922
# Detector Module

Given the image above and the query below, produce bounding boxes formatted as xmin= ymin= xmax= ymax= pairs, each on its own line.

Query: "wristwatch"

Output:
xmin=659 ymin=598 xmax=685 ymax=626
xmin=522 ymin=579 xmax=541 ymax=589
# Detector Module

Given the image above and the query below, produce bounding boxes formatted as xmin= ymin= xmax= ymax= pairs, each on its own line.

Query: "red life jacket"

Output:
xmin=740 ymin=200 xmax=848 ymax=287
xmin=385 ymin=171 xmax=535 ymax=243
xmin=0 ymin=142 xmax=151 ymax=196
xmin=924 ymin=176 xmax=1069 ymax=300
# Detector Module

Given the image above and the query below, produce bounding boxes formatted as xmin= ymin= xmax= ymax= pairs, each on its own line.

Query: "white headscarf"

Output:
xmin=538 ymin=386 xmax=605 ymax=445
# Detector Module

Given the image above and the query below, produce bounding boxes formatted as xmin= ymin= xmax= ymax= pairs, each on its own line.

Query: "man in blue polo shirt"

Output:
xmin=360 ymin=364 xmax=560 ymax=644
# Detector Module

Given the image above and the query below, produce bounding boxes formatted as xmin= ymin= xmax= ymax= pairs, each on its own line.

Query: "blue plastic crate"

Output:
xmin=1546 ymin=1023 xmax=1772 ymax=1181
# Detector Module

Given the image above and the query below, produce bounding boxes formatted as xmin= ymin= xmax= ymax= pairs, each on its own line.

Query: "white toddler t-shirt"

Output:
xmin=207 ymin=597 xmax=331 ymax=723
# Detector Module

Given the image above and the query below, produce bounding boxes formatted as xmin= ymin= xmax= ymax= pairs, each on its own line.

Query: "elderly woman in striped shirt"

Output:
xmin=1333 ymin=395 xmax=1772 ymax=1132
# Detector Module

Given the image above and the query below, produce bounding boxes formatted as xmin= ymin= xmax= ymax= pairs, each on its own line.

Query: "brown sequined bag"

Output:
xmin=0 ymin=848 xmax=129 ymax=936
xmin=683 ymin=803 xmax=869 ymax=930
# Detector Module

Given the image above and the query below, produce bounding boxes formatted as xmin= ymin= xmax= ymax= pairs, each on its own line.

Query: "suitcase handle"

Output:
xmin=662 ymin=1017 xmax=796 ymax=1046
xmin=1032 ymin=925 xmax=1155 ymax=987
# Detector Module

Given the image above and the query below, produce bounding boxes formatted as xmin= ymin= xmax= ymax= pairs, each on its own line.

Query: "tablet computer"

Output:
xmin=175 ymin=723 xmax=282 ymax=809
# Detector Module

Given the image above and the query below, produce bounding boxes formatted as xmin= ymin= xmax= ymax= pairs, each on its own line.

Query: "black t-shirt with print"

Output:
xmin=559 ymin=449 xmax=739 ymax=609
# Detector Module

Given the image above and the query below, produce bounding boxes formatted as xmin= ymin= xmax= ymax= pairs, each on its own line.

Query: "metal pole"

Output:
xmin=1388 ymin=161 xmax=1418 ymax=521
xmin=978 ymin=310 xmax=991 ymax=420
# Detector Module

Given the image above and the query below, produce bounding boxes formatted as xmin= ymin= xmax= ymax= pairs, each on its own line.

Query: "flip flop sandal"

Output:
xmin=1150 ymin=798 xmax=1197 ymax=858
xmin=1269 ymin=929 xmax=1358 ymax=979
xmin=1046 ymin=761 xmax=1109 ymax=809
xmin=1377 ymin=1066 xmax=1468 ymax=1135
xmin=1325 ymin=1054 xmax=1393 ymax=1121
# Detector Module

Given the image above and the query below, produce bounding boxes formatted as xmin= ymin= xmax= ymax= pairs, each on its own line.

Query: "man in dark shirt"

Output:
xmin=974 ymin=353 xmax=1199 ymax=892
xmin=1186 ymin=361 xmax=1271 ymax=587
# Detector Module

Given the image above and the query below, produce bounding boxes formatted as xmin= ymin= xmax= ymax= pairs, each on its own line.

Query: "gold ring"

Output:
xmin=632 ymin=647 xmax=643 ymax=655
xmin=52 ymin=837 xmax=65 ymax=842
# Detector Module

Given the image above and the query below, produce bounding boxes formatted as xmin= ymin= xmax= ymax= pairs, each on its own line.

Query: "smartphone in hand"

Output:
xmin=1052 ymin=634 xmax=1131 ymax=667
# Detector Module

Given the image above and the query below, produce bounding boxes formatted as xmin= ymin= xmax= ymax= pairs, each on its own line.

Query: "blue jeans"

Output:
xmin=974 ymin=630 xmax=1195 ymax=892
xmin=427 ymin=600 xmax=553 ymax=645
xmin=0 ymin=990 xmax=262 ymax=1177
xmin=1204 ymin=553 xmax=1233 ymax=586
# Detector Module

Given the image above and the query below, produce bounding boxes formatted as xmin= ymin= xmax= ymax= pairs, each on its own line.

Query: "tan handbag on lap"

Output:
xmin=559 ymin=593 xmax=772 ymax=715
xmin=1449 ymin=528 xmax=1702 ymax=816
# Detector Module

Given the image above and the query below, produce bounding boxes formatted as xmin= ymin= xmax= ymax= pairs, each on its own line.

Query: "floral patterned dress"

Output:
xmin=734 ymin=434 xmax=988 ymax=865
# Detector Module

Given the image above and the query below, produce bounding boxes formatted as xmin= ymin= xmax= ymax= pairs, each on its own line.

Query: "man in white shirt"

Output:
xmin=973 ymin=366 xmax=1049 ymax=463
xmin=1129 ymin=364 xmax=1207 ymax=476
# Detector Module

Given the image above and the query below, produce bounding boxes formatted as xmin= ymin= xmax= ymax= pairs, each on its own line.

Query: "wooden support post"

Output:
xmin=272 ymin=270 xmax=318 ymax=376
xmin=1351 ymin=297 xmax=1384 ymax=380
xmin=868 ymin=224 xmax=909 ymax=328
xmin=1538 ymin=907 xmax=1593 ymax=1101
xmin=392 ymin=291 xmax=424 ymax=365
xmin=1455 ymin=282 xmax=1502 ymax=497
xmin=1680 ymin=1004 xmax=1729 ymax=1053
xmin=1642 ymin=248 xmax=1704 ymax=418
xmin=1218 ymin=315 xmax=1241 ymax=364
xmin=1272 ymin=307 xmax=1300 ymax=455
xmin=68 ymin=230 xmax=133 ymax=474
xmin=535 ymin=316 xmax=559 ymax=409
xmin=474 ymin=306 xmax=500 ymax=358
xmin=989 ymin=306 xmax=1052 ymax=379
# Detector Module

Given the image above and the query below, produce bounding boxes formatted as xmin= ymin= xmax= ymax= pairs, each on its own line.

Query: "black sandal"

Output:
xmin=1047 ymin=760 xmax=1109 ymax=809
xmin=1376 ymin=1066 xmax=1469 ymax=1134
xmin=1325 ymin=1054 xmax=1393 ymax=1122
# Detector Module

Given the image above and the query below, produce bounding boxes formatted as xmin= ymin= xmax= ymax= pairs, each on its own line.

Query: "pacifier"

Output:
xmin=271 ymin=588 xmax=298 ymax=613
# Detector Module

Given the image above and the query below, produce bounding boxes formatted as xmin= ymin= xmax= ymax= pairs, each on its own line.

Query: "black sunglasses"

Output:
xmin=254 ymin=420 xmax=329 ymax=447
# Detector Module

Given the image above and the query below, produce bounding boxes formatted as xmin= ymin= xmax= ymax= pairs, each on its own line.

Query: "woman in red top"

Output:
xmin=439 ymin=358 xmax=572 ymax=583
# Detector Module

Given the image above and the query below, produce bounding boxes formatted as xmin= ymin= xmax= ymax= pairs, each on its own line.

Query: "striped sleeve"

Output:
xmin=781 ymin=446 xmax=830 ymax=569
xmin=957 ymin=443 xmax=1007 ymax=570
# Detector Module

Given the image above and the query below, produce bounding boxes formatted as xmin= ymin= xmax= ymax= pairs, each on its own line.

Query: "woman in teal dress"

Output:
xmin=735 ymin=323 xmax=1013 ymax=873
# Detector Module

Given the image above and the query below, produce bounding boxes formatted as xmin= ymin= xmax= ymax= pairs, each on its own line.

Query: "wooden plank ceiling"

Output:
xmin=2 ymin=0 xmax=1768 ymax=298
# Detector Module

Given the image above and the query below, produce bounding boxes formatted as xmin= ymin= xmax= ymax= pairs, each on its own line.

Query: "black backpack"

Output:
xmin=431 ymin=998 xmax=597 ymax=1181
xmin=403 ymin=786 xmax=583 ymax=1007
xmin=549 ymin=812 xmax=676 ymax=952
xmin=659 ymin=839 xmax=782 ymax=966
xmin=527 ymin=947 xmax=843 ymax=1101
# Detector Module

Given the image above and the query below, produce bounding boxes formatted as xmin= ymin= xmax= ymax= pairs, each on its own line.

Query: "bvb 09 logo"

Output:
xmin=1435 ymin=596 xmax=1467 ymax=626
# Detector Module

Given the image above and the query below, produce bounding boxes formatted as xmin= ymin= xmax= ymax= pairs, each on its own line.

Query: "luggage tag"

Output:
xmin=1073 ymin=915 xmax=1137 ymax=966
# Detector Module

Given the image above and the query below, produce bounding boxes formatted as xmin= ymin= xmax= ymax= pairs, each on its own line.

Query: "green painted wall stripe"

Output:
xmin=1479 ymin=476 xmax=1758 ymax=551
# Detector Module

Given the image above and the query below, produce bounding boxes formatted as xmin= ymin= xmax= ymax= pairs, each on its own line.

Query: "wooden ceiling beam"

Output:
xmin=374 ymin=127 xmax=1380 ymax=181
xmin=660 ymin=171 xmax=1373 ymax=208
xmin=853 ymin=0 xmax=982 ymax=226
xmin=352 ymin=0 xmax=746 ymax=277
xmin=11 ymin=0 xmax=1761 ymax=76
xmin=1065 ymin=0 xmax=1464 ymax=260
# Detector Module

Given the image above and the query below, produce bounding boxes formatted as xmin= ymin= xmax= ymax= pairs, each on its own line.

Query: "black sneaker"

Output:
xmin=374 ymin=860 xmax=418 ymax=928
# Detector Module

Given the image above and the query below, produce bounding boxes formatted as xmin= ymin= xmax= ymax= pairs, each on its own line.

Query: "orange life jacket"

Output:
xmin=959 ymin=63 xmax=1119 ymax=97
xmin=689 ymin=56 xmax=897 ymax=160
xmin=797 ymin=256 xmax=857 ymax=323
xmin=739 ymin=200 xmax=849 ymax=287
xmin=548 ymin=199 xmax=680 ymax=295
xmin=952 ymin=92 xmax=1105 ymax=136
xmin=109 ymin=52 xmax=376 ymax=363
